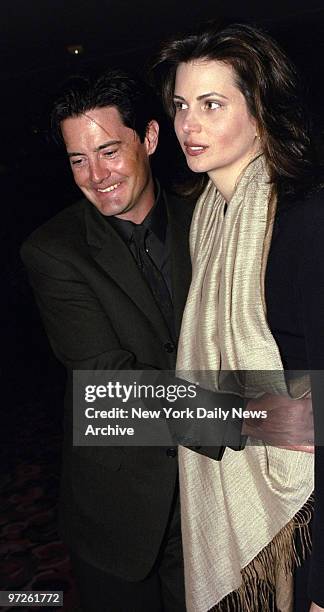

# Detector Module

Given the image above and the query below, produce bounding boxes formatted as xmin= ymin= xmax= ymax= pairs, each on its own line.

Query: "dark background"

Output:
xmin=3 ymin=0 xmax=324 ymax=449
xmin=1 ymin=1 xmax=323 ymax=604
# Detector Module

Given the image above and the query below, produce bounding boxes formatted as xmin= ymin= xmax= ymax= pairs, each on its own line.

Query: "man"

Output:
xmin=21 ymin=70 xmax=196 ymax=612
xmin=21 ymin=70 xmax=313 ymax=612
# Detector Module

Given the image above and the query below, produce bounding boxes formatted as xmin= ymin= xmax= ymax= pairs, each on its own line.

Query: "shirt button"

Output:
xmin=164 ymin=342 xmax=175 ymax=353
xmin=166 ymin=447 xmax=177 ymax=458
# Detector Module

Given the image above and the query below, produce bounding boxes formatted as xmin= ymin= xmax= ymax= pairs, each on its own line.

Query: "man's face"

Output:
xmin=61 ymin=106 xmax=159 ymax=223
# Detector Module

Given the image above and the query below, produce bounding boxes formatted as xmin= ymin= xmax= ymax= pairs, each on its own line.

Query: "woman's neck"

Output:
xmin=208 ymin=149 xmax=262 ymax=203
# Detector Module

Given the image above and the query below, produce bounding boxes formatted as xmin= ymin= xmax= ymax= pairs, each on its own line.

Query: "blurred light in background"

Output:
xmin=66 ymin=44 xmax=84 ymax=55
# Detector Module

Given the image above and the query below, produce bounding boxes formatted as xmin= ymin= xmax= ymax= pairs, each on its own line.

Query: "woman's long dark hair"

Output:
xmin=153 ymin=23 xmax=320 ymax=198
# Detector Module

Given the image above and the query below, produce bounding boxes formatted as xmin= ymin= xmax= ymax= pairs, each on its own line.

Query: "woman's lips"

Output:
xmin=184 ymin=143 xmax=208 ymax=156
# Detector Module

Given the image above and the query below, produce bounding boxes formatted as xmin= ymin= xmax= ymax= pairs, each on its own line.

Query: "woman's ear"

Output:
xmin=144 ymin=120 xmax=159 ymax=155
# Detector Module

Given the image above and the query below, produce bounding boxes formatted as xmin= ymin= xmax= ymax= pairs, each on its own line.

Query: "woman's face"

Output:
xmin=173 ymin=59 xmax=261 ymax=189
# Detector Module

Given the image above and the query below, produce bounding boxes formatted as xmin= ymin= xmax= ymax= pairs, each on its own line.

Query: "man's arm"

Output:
xmin=21 ymin=240 xmax=236 ymax=458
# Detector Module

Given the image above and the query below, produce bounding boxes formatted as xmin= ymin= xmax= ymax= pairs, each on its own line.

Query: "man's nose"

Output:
xmin=89 ymin=159 xmax=111 ymax=184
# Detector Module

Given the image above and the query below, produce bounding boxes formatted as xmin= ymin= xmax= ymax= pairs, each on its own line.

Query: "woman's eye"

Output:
xmin=71 ymin=158 xmax=83 ymax=166
xmin=174 ymin=101 xmax=188 ymax=111
xmin=204 ymin=101 xmax=221 ymax=110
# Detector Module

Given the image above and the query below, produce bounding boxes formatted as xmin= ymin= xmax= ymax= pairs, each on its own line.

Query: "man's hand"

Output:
xmin=242 ymin=393 xmax=314 ymax=452
xmin=310 ymin=603 xmax=324 ymax=611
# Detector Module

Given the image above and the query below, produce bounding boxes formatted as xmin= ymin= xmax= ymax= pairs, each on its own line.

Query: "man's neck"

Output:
xmin=114 ymin=174 xmax=156 ymax=224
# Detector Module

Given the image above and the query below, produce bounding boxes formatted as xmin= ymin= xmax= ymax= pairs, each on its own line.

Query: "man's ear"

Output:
xmin=144 ymin=120 xmax=159 ymax=156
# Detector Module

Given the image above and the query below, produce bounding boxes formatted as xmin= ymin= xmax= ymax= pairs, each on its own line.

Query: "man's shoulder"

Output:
xmin=21 ymin=199 xmax=88 ymax=260
xmin=164 ymin=188 xmax=196 ymax=223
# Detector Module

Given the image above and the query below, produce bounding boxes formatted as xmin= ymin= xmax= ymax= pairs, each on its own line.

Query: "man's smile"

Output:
xmin=97 ymin=182 xmax=122 ymax=193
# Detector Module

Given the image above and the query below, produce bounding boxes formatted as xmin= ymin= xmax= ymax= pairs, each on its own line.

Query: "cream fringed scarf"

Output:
xmin=176 ymin=155 xmax=314 ymax=612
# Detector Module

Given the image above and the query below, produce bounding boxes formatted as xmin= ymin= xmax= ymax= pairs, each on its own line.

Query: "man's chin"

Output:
xmin=87 ymin=195 xmax=127 ymax=217
xmin=97 ymin=204 xmax=125 ymax=217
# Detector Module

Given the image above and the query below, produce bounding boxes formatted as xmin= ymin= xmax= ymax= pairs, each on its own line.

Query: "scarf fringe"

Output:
xmin=209 ymin=495 xmax=314 ymax=612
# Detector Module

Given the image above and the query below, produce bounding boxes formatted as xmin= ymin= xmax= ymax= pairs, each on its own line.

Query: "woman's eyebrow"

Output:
xmin=173 ymin=92 xmax=229 ymax=101
xmin=197 ymin=91 xmax=229 ymax=100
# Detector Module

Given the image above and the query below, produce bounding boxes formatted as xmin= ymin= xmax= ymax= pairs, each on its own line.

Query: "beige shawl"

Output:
xmin=176 ymin=155 xmax=314 ymax=612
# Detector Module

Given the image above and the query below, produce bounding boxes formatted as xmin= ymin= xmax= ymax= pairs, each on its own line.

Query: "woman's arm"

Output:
xmin=300 ymin=194 xmax=324 ymax=607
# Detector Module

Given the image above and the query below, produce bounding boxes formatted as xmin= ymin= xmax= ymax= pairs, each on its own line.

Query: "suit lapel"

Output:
xmin=83 ymin=200 xmax=171 ymax=340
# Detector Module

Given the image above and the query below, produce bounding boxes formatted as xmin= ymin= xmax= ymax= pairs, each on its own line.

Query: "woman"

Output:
xmin=154 ymin=23 xmax=324 ymax=612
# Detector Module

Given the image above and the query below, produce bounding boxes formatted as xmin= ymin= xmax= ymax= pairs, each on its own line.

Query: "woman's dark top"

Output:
xmin=266 ymin=187 xmax=324 ymax=606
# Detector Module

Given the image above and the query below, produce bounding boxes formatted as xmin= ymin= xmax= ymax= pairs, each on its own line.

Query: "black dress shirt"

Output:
xmin=107 ymin=182 xmax=174 ymax=339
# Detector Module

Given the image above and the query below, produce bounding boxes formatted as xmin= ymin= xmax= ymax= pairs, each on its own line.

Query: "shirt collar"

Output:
xmin=106 ymin=180 xmax=167 ymax=245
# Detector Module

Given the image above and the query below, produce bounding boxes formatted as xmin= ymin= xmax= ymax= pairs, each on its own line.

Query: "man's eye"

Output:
xmin=71 ymin=159 xmax=83 ymax=166
xmin=103 ymin=149 xmax=118 ymax=157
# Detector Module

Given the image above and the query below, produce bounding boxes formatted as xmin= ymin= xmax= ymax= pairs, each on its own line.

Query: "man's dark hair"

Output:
xmin=154 ymin=22 xmax=320 ymax=196
xmin=51 ymin=69 xmax=160 ymax=143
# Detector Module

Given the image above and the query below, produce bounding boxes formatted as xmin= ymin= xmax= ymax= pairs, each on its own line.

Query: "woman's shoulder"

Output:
xmin=277 ymin=184 xmax=324 ymax=225
xmin=271 ymin=185 xmax=324 ymax=260
xmin=303 ymin=184 xmax=324 ymax=209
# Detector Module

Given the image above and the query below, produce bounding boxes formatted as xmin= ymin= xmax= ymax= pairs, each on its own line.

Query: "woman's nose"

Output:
xmin=181 ymin=109 xmax=201 ymax=134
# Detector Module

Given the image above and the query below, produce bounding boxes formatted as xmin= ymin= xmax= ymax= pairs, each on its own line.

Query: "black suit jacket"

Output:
xmin=21 ymin=192 xmax=196 ymax=580
xmin=266 ymin=188 xmax=324 ymax=605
